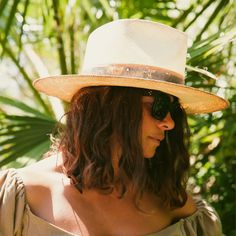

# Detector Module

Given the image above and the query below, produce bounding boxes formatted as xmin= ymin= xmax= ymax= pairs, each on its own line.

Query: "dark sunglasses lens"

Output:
xmin=151 ymin=92 xmax=170 ymax=120
xmin=142 ymin=89 xmax=181 ymax=120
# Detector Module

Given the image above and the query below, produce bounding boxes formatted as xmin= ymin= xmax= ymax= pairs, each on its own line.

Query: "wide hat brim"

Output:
xmin=33 ymin=74 xmax=229 ymax=114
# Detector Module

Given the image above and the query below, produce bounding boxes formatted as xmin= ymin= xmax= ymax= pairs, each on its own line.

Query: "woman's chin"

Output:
xmin=143 ymin=151 xmax=156 ymax=159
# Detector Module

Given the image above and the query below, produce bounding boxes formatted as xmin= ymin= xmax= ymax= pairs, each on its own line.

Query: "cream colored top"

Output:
xmin=0 ymin=169 xmax=223 ymax=236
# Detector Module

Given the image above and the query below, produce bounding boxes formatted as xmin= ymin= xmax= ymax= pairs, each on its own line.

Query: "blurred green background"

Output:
xmin=0 ymin=0 xmax=235 ymax=235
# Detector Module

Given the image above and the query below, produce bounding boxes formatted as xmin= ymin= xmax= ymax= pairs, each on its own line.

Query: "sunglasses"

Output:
xmin=142 ymin=90 xmax=182 ymax=120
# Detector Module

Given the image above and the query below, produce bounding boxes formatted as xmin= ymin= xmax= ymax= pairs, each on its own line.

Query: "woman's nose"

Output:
xmin=156 ymin=112 xmax=175 ymax=131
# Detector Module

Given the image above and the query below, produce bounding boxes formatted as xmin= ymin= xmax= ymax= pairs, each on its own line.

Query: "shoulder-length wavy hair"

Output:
xmin=59 ymin=86 xmax=190 ymax=209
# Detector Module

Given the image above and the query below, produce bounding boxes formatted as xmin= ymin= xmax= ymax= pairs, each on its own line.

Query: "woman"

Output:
xmin=0 ymin=19 xmax=228 ymax=236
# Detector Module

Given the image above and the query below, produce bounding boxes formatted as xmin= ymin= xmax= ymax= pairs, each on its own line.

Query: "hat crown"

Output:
xmin=82 ymin=19 xmax=187 ymax=77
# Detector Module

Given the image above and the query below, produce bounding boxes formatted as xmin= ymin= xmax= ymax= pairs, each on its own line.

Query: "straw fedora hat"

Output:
xmin=33 ymin=19 xmax=229 ymax=114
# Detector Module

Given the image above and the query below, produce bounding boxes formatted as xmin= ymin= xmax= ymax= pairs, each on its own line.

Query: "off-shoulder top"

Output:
xmin=0 ymin=169 xmax=223 ymax=236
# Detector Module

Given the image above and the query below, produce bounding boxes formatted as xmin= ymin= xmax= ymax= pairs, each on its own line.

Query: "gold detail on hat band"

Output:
xmin=83 ymin=64 xmax=184 ymax=84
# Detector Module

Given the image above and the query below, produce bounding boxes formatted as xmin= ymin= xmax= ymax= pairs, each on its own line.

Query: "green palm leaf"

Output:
xmin=0 ymin=113 xmax=57 ymax=167
xmin=0 ymin=96 xmax=54 ymax=120
xmin=0 ymin=96 xmax=57 ymax=168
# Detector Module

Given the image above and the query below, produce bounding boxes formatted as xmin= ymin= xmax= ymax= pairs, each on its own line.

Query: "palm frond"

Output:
xmin=0 ymin=0 xmax=8 ymax=17
xmin=0 ymin=96 xmax=54 ymax=120
xmin=188 ymin=27 xmax=236 ymax=62
xmin=1 ymin=0 xmax=20 ymax=54
xmin=0 ymin=113 xmax=57 ymax=167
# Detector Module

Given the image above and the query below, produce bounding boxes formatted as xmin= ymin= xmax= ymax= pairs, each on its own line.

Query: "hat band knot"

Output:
xmin=83 ymin=64 xmax=184 ymax=84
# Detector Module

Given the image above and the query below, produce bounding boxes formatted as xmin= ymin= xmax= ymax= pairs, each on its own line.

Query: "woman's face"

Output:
xmin=141 ymin=96 xmax=175 ymax=158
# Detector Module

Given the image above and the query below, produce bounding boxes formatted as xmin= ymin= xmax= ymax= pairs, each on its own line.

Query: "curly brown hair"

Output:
xmin=59 ymin=86 xmax=190 ymax=209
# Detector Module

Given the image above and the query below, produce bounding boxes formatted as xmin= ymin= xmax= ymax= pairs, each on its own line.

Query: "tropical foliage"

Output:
xmin=0 ymin=0 xmax=235 ymax=234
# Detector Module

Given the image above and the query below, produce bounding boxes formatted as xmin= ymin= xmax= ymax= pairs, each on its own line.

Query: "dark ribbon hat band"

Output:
xmin=83 ymin=64 xmax=184 ymax=85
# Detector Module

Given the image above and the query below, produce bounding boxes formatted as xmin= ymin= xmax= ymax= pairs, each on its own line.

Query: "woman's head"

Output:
xmin=59 ymin=86 xmax=190 ymax=209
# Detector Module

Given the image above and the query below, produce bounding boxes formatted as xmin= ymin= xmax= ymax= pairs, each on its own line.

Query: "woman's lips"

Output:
xmin=148 ymin=136 xmax=163 ymax=145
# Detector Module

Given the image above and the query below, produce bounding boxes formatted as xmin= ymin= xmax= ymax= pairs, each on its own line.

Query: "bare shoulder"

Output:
xmin=17 ymin=154 xmax=62 ymax=185
xmin=171 ymin=194 xmax=197 ymax=220
xmin=17 ymin=155 xmax=66 ymax=212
